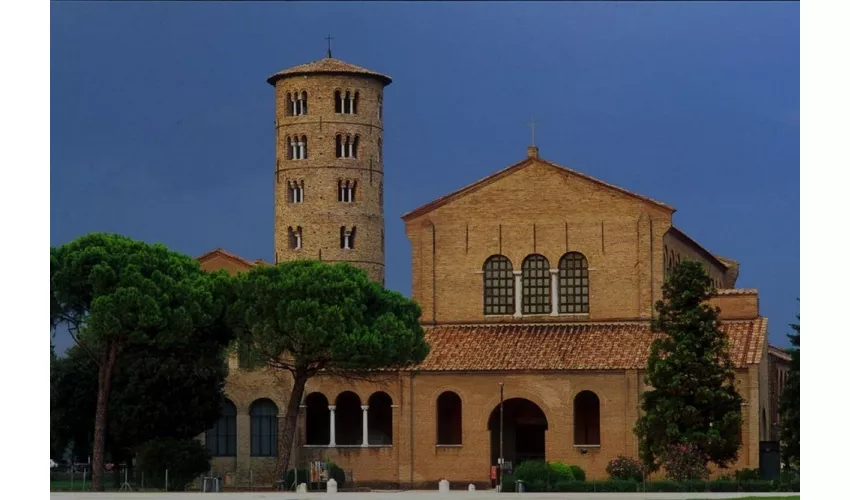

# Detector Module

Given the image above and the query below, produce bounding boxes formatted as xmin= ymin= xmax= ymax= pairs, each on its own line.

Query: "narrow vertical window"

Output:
xmin=559 ymin=252 xmax=589 ymax=314
xmin=521 ymin=254 xmax=551 ymax=314
xmin=249 ymin=399 xmax=278 ymax=457
xmin=287 ymin=137 xmax=294 ymax=160
xmin=336 ymin=135 xmax=343 ymax=158
xmin=288 ymin=226 xmax=302 ymax=250
xmin=287 ymin=181 xmax=304 ymax=203
xmin=340 ymin=226 xmax=356 ymax=249
xmin=343 ymin=91 xmax=351 ymax=114
xmin=378 ymin=98 xmax=382 ymax=121
xmin=301 ymin=91 xmax=308 ymax=115
xmin=335 ymin=90 xmax=342 ymax=114
xmin=352 ymin=136 xmax=359 ymax=159
xmin=483 ymin=255 xmax=515 ymax=315
xmin=353 ymin=91 xmax=359 ymax=115
xmin=378 ymin=138 xmax=382 ymax=163
xmin=300 ymin=135 xmax=308 ymax=159
xmin=286 ymin=92 xmax=293 ymax=117
xmin=338 ymin=180 xmax=356 ymax=203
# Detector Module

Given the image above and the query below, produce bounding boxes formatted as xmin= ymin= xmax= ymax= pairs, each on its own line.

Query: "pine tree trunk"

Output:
xmin=273 ymin=371 xmax=307 ymax=487
xmin=91 ymin=342 xmax=118 ymax=492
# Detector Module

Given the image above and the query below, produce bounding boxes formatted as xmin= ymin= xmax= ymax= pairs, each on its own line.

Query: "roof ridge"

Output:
xmin=401 ymin=155 xmax=674 ymax=222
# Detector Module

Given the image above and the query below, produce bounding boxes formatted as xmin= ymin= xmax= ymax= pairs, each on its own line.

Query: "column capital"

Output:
xmin=328 ymin=405 xmax=336 ymax=411
xmin=361 ymin=405 xmax=370 ymax=411
xmin=513 ymin=270 xmax=523 ymax=276
xmin=549 ymin=268 xmax=559 ymax=274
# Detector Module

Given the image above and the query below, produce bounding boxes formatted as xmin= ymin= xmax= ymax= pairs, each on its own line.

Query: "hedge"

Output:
xmin=502 ymin=478 xmax=798 ymax=493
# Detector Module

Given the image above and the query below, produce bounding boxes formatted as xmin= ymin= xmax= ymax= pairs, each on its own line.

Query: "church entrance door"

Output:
xmin=487 ymin=398 xmax=548 ymax=472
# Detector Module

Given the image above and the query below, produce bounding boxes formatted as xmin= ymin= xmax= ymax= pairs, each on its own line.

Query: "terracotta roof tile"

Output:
xmin=196 ymin=248 xmax=258 ymax=268
xmin=768 ymin=344 xmax=793 ymax=361
xmin=267 ymin=57 xmax=392 ymax=86
xmin=414 ymin=319 xmax=767 ymax=372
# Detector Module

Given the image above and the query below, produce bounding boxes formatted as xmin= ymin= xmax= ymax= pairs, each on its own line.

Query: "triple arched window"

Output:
xmin=287 ymin=135 xmax=307 ymax=160
xmin=336 ymin=134 xmax=359 ymax=159
xmin=286 ymin=91 xmax=307 ymax=116
xmin=483 ymin=252 xmax=590 ymax=316
xmin=335 ymin=90 xmax=359 ymax=115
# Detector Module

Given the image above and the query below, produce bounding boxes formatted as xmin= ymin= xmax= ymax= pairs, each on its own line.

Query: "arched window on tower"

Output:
xmin=483 ymin=255 xmax=515 ymax=315
xmin=378 ymin=98 xmax=382 ymax=121
xmin=522 ymin=254 xmax=551 ymax=314
xmin=285 ymin=92 xmax=293 ymax=117
xmin=287 ymin=180 xmax=304 ymax=204
xmin=336 ymin=135 xmax=358 ymax=159
xmin=249 ymin=399 xmax=278 ymax=457
xmin=334 ymin=90 xmax=343 ymax=114
xmin=288 ymin=226 xmax=302 ymax=250
xmin=559 ymin=252 xmax=589 ymax=314
xmin=338 ymin=180 xmax=356 ymax=203
xmin=353 ymin=91 xmax=359 ymax=114
xmin=286 ymin=136 xmax=294 ymax=160
xmin=377 ymin=138 xmax=382 ymax=163
xmin=340 ymin=226 xmax=356 ymax=249
xmin=301 ymin=91 xmax=308 ymax=115
xmin=436 ymin=391 xmax=462 ymax=445
xmin=300 ymin=135 xmax=308 ymax=159
xmin=574 ymin=390 xmax=601 ymax=446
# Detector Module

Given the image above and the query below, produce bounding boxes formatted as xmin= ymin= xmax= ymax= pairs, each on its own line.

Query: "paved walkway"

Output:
xmin=50 ymin=492 xmax=796 ymax=499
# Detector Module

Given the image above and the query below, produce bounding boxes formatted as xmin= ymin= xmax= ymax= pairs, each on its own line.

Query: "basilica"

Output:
xmin=196 ymin=53 xmax=790 ymax=489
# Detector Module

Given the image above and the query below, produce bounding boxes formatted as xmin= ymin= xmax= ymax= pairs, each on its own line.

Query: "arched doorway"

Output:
xmin=487 ymin=398 xmax=548 ymax=468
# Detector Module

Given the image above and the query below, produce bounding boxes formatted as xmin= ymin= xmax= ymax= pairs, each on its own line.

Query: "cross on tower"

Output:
xmin=525 ymin=118 xmax=538 ymax=146
xmin=325 ymin=35 xmax=334 ymax=58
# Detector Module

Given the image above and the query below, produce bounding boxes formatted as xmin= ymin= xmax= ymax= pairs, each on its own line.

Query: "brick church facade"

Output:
xmin=196 ymin=53 xmax=789 ymax=488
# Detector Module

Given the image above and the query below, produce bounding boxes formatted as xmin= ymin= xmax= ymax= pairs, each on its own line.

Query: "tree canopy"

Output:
xmin=635 ymin=260 xmax=743 ymax=477
xmin=50 ymin=233 xmax=233 ymax=490
xmin=232 ymin=260 xmax=429 ymax=480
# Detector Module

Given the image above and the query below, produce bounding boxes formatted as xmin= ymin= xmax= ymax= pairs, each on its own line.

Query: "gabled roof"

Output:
xmin=196 ymin=248 xmax=258 ymax=269
xmin=400 ymin=153 xmax=675 ymax=222
xmin=412 ymin=318 xmax=767 ymax=372
xmin=666 ymin=226 xmax=728 ymax=271
xmin=267 ymin=57 xmax=392 ymax=86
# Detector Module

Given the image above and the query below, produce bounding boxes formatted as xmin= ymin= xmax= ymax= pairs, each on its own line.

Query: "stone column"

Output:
xmin=361 ymin=405 xmax=370 ymax=447
xmin=549 ymin=269 xmax=559 ymax=316
xmin=513 ymin=270 xmax=523 ymax=318
xmin=328 ymin=405 xmax=336 ymax=447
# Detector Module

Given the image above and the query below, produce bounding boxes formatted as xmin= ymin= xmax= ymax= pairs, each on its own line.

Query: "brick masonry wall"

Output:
xmin=205 ymin=366 xmax=762 ymax=487
xmin=707 ymin=294 xmax=760 ymax=320
xmin=404 ymin=159 xmax=673 ymax=323
xmin=662 ymin=231 xmax=728 ymax=287
xmin=273 ymin=73 xmax=388 ymax=284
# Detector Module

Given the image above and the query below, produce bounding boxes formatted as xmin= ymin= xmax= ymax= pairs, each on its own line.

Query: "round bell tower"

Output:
xmin=267 ymin=52 xmax=391 ymax=284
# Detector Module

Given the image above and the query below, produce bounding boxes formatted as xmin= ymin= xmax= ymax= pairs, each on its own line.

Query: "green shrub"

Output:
xmin=645 ymin=480 xmax=684 ymax=492
xmin=326 ymin=461 xmax=346 ymax=487
xmin=606 ymin=455 xmax=644 ymax=481
xmin=706 ymin=480 xmax=738 ymax=492
xmin=136 ymin=438 xmax=211 ymax=491
xmin=284 ymin=469 xmax=307 ymax=488
xmin=568 ymin=464 xmax=586 ymax=481
xmin=513 ymin=460 xmax=549 ymax=484
xmin=528 ymin=479 xmax=546 ymax=492
xmin=501 ymin=473 xmax=516 ymax=492
xmin=738 ymin=479 xmax=774 ymax=492
xmin=547 ymin=461 xmax=575 ymax=483
xmin=735 ymin=467 xmax=761 ymax=481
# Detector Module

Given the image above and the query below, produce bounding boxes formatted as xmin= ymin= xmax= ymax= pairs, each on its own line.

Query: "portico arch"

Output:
xmin=487 ymin=398 xmax=548 ymax=468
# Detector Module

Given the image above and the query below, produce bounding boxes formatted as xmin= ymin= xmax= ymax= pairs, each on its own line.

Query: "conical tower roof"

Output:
xmin=267 ymin=56 xmax=392 ymax=86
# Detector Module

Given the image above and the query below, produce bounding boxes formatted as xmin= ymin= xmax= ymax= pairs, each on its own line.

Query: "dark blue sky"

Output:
xmin=51 ymin=2 xmax=799 ymax=351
